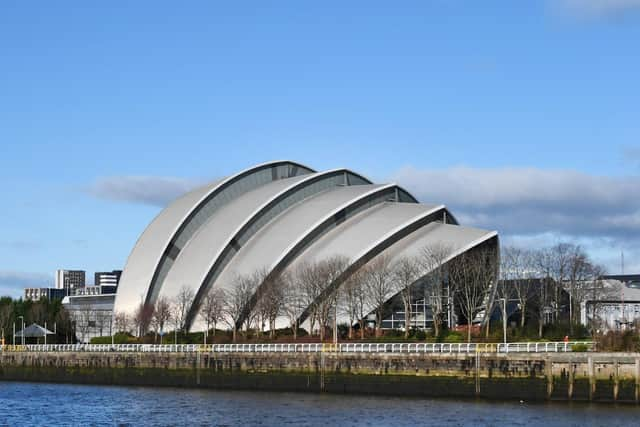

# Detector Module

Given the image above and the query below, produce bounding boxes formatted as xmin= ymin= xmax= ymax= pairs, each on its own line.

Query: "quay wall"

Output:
xmin=1 ymin=351 xmax=640 ymax=402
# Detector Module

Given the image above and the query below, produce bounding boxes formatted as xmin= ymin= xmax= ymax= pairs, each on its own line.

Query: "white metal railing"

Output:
xmin=0 ymin=341 xmax=594 ymax=354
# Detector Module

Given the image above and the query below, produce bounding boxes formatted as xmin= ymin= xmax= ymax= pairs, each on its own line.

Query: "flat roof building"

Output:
xmin=55 ymin=269 xmax=85 ymax=296
xmin=24 ymin=287 xmax=66 ymax=301
xmin=94 ymin=270 xmax=122 ymax=288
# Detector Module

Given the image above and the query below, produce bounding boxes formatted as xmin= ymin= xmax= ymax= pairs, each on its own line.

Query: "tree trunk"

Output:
xmin=376 ymin=312 xmax=383 ymax=337
xmin=232 ymin=326 xmax=237 ymax=343
xmin=485 ymin=317 xmax=491 ymax=339
xmin=467 ymin=320 xmax=472 ymax=343
xmin=520 ymin=304 xmax=526 ymax=328
xmin=404 ymin=302 xmax=411 ymax=340
xmin=538 ymin=315 xmax=543 ymax=339
xmin=309 ymin=313 xmax=316 ymax=337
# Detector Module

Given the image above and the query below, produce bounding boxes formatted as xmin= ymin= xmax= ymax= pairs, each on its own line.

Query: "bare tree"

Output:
xmin=564 ymin=245 xmax=590 ymax=333
xmin=583 ymin=263 xmax=617 ymax=332
xmin=501 ymin=246 xmax=535 ymax=328
xmin=95 ymin=310 xmax=112 ymax=338
xmin=250 ymin=268 xmax=271 ymax=338
xmin=152 ymin=296 xmax=172 ymax=344
xmin=316 ymin=256 xmax=349 ymax=341
xmin=550 ymin=243 xmax=574 ymax=323
xmin=340 ymin=267 xmax=366 ymax=339
xmin=74 ymin=303 xmax=95 ymax=343
xmin=296 ymin=261 xmax=323 ymax=337
xmin=363 ymin=255 xmax=394 ymax=337
xmin=391 ymin=255 xmax=422 ymax=339
xmin=533 ymin=247 xmax=555 ymax=338
xmin=173 ymin=285 xmax=195 ymax=333
xmin=199 ymin=287 xmax=225 ymax=342
xmin=421 ymin=243 xmax=453 ymax=337
xmin=169 ymin=304 xmax=183 ymax=344
xmin=258 ymin=273 xmax=287 ymax=339
xmin=223 ymin=274 xmax=256 ymax=342
xmin=282 ymin=272 xmax=305 ymax=340
xmin=449 ymin=246 xmax=498 ymax=342
xmin=114 ymin=311 xmax=131 ymax=334
xmin=133 ymin=302 xmax=154 ymax=338
xmin=294 ymin=256 xmax=349 ymax=341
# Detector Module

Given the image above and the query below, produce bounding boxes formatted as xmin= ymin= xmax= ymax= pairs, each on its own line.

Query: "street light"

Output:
xmin=498 ymin=299 xmax=507 ymax=345
xmin=18 ymin=315 xmax=25 ymax=346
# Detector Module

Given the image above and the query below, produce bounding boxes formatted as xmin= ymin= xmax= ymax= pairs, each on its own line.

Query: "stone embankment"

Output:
xmin=1 ymin=351 xmax=639 ymax=402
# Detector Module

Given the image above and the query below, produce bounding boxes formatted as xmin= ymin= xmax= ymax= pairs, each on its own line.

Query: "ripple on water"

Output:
xmin=0 ymin=382 xmax=638 ymax=427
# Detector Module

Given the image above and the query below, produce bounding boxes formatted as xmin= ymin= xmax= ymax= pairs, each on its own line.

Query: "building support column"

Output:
xmin=613 ymin=360 xmax=619 ymax=401
xmin=568 ymin=360 xmax=574 ymax=400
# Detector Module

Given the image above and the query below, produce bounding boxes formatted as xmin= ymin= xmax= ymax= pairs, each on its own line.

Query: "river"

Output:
xmin=0 ymin=381 xmax=638 ymax=426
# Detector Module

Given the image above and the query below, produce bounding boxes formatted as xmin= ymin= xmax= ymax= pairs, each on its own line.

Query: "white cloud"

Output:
xmin=0 ymin=271 xmax=53 ymax=298
xmin=554 ymin=0 xmax=640 ymax=18
xmin=86 ymin=176 xmax=202 ymax=207
xmin=392 ymin=165 xmax=640 ymax=272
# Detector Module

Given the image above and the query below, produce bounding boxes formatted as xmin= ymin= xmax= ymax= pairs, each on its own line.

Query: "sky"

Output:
xmin=1 ymin=1 xmax=639 ymax=297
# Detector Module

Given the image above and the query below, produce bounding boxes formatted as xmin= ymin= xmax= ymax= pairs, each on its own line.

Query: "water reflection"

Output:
xmin=0 ymin=382 xmax=637 ymax=426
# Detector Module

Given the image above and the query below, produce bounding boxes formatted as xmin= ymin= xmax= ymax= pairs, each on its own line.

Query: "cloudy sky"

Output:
xmin=1 ymin=1 xmax=639 ymax=297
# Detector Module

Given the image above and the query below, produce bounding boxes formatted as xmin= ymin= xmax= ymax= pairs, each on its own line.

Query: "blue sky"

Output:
xmin=1 ymin=1 xmax=639 ymax=296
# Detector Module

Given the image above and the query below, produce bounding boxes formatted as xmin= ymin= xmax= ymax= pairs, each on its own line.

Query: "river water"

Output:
xmin=0 ymin=381 xmax=638 ymax=426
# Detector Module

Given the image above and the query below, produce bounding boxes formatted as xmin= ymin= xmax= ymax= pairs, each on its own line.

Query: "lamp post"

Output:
xmin=18 ymin=315 xmax=24 ymax=346
xmin=498 ymin=299 xmax=507 ymax=345
xmin=333 ymin=298 xmax=338 ymax=346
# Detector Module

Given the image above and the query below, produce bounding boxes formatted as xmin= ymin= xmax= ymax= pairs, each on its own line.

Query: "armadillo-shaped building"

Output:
xmin=114 ymin=161 xmax=498 ymax=331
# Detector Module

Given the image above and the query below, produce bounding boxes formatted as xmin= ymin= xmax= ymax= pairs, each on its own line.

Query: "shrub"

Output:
xmin=596 ymin=330 xmax=640 ymax=352
xmin=571 ymin=343 xmax=589 ymax=352
xmin=90 ymin=333 xmax=135 ymax=344
xmin=443 ymin=331 xmax=465 ymax=343
xmin=412 ymin=329 xmax=427 ymax=341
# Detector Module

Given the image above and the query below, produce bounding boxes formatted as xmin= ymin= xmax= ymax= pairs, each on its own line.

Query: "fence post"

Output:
xmin=546 ymin=357 xmax=553 ymax=400
xmin=588 ymin=356 xmax=595 ymax=401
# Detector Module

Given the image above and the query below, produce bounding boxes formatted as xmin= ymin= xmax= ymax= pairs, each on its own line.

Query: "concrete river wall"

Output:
xmin=1 ymin=351 xmax=640 ymax=402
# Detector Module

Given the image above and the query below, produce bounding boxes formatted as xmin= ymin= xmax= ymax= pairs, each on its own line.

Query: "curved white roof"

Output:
xmin=159 ymin=173 xmax=315 ymax=301
xmin=160 ymin=169 xmax=373 ymax=324
xmin=282 ymin=202 xmax=444 ymax=275
xmin=213 ymin=184 xmax=393 ymax=293
xmin=114 ymin=179 xmax=223 ymax=314
xmin=358 ymin=223 xmax=498 ymax=316
xmin=116 ymin=160 xmax=498 ymax=334
xmin=114 ymin=160 xmax=313 ymax=315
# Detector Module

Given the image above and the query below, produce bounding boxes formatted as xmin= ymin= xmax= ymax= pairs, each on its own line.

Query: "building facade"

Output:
xmin=62 ymin=294 xmax=115 ymax=343
xmin=24 ymin=287 xmax=66 ymax=301
xmin=581 ymin=274 xmax=640 ymax=331
xmin=55 ymin=269 xmax=86 ymax=296
xmin=94 ymin=270 xmax=122 ymax=287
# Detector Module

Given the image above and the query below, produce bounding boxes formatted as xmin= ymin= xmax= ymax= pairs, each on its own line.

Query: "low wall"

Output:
xmin=1 ymin=351 xmax=639 ymax=402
